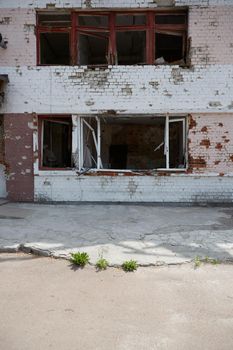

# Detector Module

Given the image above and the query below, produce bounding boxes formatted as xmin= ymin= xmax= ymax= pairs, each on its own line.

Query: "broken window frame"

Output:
xmin=164 ymin=115 xmax=187 ymax=170
xmin=37 ymin=115 xmax=187 ymax=173
xmin=38 ymin=115 xmax=73 ymax=170
xmin=74 ymin=114 xmax=187 ymax=173
xmin=154 ymin=12 xmax=187 ymax=64
xmin=36 ymin=12 xmax=73 ymax=66
xmin=36 ymin=10 xmax=188 ymax=66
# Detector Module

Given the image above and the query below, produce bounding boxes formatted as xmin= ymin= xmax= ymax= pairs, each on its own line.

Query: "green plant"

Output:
xmin=211 ymin=258 xmax=220 ymax=265
xmin=70 ymin=252 xmax=90 ymax=267
xmin=96 ymin=258 xmax=108 ymax=270
xmin=194 ymin=256 xmax=201 ymax=268
xmin=204 ymin=256 xmax=220 ymax=265
xmin=122 ymin=260 xmax=138 ymax=272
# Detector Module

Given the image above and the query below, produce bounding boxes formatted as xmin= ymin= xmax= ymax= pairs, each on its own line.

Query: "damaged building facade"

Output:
xmin=0 ymin=0 xmax=233 ymax=202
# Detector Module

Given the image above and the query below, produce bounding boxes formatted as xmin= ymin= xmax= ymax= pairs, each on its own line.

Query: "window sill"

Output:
xmin=36 ymin=63 xmax=190 ymax=68
xmin=157 ymin=168 xmax=187 ymax=173
xmin=35 ymin=168 xmax=188 ymax=176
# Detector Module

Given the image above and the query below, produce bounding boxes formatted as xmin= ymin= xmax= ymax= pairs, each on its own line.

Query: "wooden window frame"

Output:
xmin=38 ymin=115 xmax=73 ymax=170
xmin=36 ymin=10 xmax=188 ymax=66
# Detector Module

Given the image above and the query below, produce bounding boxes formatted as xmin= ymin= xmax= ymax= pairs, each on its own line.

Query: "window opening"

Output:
xmin=102 ymin=117 xmax=166 ymax=170
xmin=37 ymin=10 xmax=187 ymax=66
xmin=40 ymin=32 xmax=70 ymax=65
xmin=40 ymin=115 xmax=186 ymax=172
xmin=77 ymin=32 xmax=109 ymax=65
xmin=155 ymin=32 xmax=184 ymax=64
xmin=116 ymin=31 xmax=146 ymax=65
xmin=154 ymin=13 xmax=186 ymax=65
xmin=42 ymin=118 xmax=72 ymax=168
xmin=168 ymin=118 xmax=186 ymax=169
xmin=75 ymin=115 xmax=186 ymax=171
xmin=37 ymin=12 xmax=71 ymax=65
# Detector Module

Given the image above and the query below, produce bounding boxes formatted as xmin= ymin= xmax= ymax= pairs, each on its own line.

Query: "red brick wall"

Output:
xmin=188 ymin=114 xmax=233 ymax=175
xmin=4 ymin=114 xmax=34 ymax=201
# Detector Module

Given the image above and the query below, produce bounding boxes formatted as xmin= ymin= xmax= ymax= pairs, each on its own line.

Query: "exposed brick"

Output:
xmin=0 ymin=1 xmax=233 ymax=203
xmin=4 ymin=114 xmax=34 ymax=201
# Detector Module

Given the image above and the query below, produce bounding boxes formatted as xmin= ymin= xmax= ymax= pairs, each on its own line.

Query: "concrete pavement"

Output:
xmin=1 ymin=203 xmax=233 ymax=265
xmin=1 ymin=253 xmax=233 ymax=350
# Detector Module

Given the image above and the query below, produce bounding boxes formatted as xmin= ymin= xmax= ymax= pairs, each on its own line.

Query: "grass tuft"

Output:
xmin=96 ymin=258 xmax=108 ymax=270
xmin=70 ymin=252 xmax=90 ymax=267
xmin=122 ymin=260 xmax=138 ymax=272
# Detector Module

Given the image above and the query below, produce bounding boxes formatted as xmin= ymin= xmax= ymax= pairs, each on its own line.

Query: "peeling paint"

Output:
xmin=200 ymin=139 xmax=210 ymax=148
xmin=215 ymin=143 xmax=223 ymax=150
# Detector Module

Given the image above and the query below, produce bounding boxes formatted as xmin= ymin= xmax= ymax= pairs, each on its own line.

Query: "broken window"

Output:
xmin=116 ymin=31 xmax=146 ymax=65
xmin=40 ymin=32 xmax=70 ymax=65
xmin=75 ymin=115 xmax=186 ymax=172
xmin=154 ymin=13 xmax=187 ymax=65
xmin=40 ymin=117 xmax=72 ymax=169
xmin=37 ymin=12 xmax=71 ymax=65
xmin=168 ymin=118 xmax=186 ymax=168
xmin=77 ymin=32 xmax=109 ymax=65
xmin=76 ymin=14 xmax=110 ymax=66
xmin=37 ymin=10 xmax=188 ymax=66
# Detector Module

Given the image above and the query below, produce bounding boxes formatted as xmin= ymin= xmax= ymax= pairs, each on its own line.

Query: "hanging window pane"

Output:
xmin=169 ymin=120 xmax=185 ymax=168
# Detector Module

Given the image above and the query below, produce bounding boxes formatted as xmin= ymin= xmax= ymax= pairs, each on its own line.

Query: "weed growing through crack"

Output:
xmin=194 ymin=256 xmax=220 ymax=269
xmin=122 ymin=260 xmax=138 ymax=272
xmin=96 ymin=258 xmax=108 ymax=270
xmin=204 ymin=256 xmax=220 ymax=265
xmin=194 ymin=256 xmax=201 ymax=268
xmin=70 ymin=252 xmax=90 ymax=267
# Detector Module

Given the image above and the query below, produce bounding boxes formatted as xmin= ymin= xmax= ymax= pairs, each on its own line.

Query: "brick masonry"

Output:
xmin=34 ymin=174 xmax=233 ymax=203
xmin=4 ymin=114 xmax=34 ymax=201
xmin=0 ymin=1 xmax=233 ymax=202
xmin=188 ymin=114 xmax=233 ymax=175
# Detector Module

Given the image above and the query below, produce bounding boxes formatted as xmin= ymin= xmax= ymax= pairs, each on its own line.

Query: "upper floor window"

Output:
xmin=37 ymin=10 xmax=187 ymax=66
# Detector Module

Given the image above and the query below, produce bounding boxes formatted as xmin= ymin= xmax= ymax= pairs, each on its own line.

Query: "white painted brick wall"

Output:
xmin=189 ymin=6 xmax=233 ymax=65
xmin=34 ymin=174 xmax=233 ymax=203
xmin=0 ymin=0 xmax=233 ymax=9
xmin=0 ymin=9 xmax=36 ymax=67
xmin=188 ymin=114 xmax=233 ymax=174
xmin=1 ymin=65 xmax=233 ymax=114
xmin=1 ymin=1 xmax=233 ymax=203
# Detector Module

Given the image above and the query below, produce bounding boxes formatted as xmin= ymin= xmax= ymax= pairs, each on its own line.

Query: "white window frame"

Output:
xmin=161 ymin=115 xmax=187 ymax=171
xmin=70 ymin=114 xmax=187 ymax=173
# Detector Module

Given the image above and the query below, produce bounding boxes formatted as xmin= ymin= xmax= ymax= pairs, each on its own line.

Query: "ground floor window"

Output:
xmin=39 ymin=116 xmax=72 ymax=169
xmin=76 ymin=115 xmax=187 ymax=171
xmin=38 ymin=114 xmax=186 ymax=172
